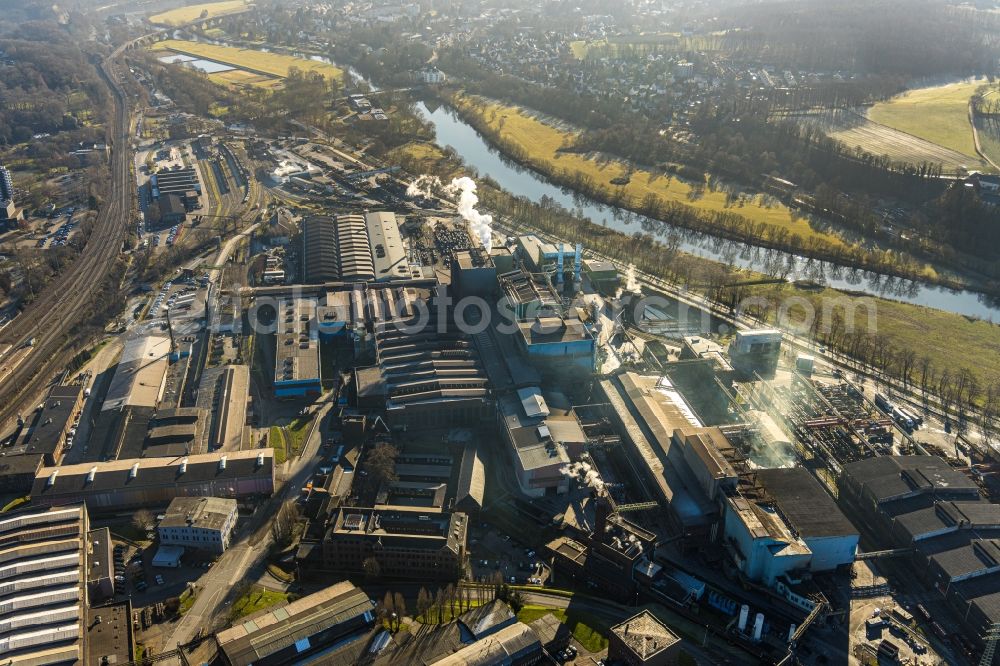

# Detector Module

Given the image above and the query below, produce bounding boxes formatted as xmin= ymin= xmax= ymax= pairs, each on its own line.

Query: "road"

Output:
xmin=162 ymin=399 xmax=332 ymax=653
xmin=0 ymin=42 xmax=134 ymax=432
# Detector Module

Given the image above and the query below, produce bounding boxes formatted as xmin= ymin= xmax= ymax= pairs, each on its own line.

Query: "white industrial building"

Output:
xmin=158 ymin=496 xmax=238 ymax=554
xmin=365 ymin=212 xmax=409 ymax=281
xmin=102 ymin=335 xmax=171 ymax=412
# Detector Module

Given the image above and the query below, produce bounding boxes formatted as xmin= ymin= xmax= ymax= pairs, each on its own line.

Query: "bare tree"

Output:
xmin=446 ymin=583 xmax=457 ymax=618
xmin=132 ymin=509 xmax=155 ymax=533
xmin=362 ymin=557 xmax=381 ymax=580
xmin=416 ymin=587 xmax=431 ymax=622
xmin=393 ymin=592 xmax=406 ymax=631
xmin=435 ymin=588 xmax=445 ymax=624
xmin=270 ymin=500 xmax=300 ymax=547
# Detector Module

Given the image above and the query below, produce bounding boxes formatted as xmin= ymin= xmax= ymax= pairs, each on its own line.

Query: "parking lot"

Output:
xmin=469 ymin=528 xmax=550 ymax=586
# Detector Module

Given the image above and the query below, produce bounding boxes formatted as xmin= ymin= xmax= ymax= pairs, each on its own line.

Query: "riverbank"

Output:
xmin=443 ymin=91 xmax=990 ymax=295
xmin=394 ymin=136 xmax=1000 ymax=395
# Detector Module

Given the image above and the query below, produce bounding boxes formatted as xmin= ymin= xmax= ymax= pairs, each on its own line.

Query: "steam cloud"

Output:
xmin=447 ymin=176 xmax=494 ymax=253
xmin=406 ymin=175 xmax=494 ymax=253
xmin=560 ymin=461 xmax=605 ymax=491
xmin=406 ymin=174 xmax=443 ymax=199
xmin=625 ymin=263 xmax=639 ymax=292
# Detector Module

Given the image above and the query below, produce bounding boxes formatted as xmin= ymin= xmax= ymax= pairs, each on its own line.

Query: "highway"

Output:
xmin=0 ymin=42 xmax=135 ymax=431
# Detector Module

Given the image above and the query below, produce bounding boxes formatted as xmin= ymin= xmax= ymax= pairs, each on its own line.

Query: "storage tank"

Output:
xmin=752 ymin=613 xmax=765 ymax=641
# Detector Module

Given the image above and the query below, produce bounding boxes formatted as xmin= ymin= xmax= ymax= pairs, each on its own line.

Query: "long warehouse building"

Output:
xmin=0 ymin=504 xmax=89 ymax=666
xmin=29 ymin=450 xmax=275 ymax=510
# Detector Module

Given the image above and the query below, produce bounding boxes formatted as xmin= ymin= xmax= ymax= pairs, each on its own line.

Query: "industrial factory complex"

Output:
xmin=2 ymin=131 xmax=997 ymax=666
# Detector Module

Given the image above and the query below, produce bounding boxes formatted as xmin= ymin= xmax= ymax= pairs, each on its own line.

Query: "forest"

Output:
xmin=0 ymin=24 xmax=108 ymax=145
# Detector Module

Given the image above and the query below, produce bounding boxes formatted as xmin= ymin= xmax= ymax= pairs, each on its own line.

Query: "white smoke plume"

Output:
xmin=560 ymin=461 xmax=605 ymax=491
xmin=625 ymin=263 xmax=639 ymax=292
xmin=406 ymin=174 xmax=444 ymax=199
xmin=444 ymin=176 xmax=493 ymax=253
xmin=405 ymin=175 xmax=495 ymax=252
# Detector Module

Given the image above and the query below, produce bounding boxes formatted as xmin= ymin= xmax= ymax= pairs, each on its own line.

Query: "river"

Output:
xmin=415 ymin=102 xmax=1000 ymax=320
xmin=171 ymin=33 xmax=998 ymax=318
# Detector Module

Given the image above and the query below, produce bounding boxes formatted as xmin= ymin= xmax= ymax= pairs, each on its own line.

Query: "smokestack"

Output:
xmin=753 ymin=613 xmax=765 ymax=641
xmin=738 ymin=604 xmax=749 ymax=632
xmin=557 ymin=243 xmax=565 ymax=285
xmin=787 ymin=624 xmax=796 ymax=642
xmin=574 ymin=243 xmax=582 ymax=284
xmin=594 ymin=492 xmax=612 ymax=535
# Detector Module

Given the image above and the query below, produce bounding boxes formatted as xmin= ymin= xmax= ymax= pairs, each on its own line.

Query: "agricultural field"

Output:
xmin=453 ymin=95 xmax=848 ymax=249
xmin=152 ymin=39 xmax=342 ymax=82
xmin=790 ymin=109 xmax=978 ymax=173
xmin=149 ymin=0 xmax=249 ymax=27
xmin=868 ymin=80 xmax=985 ymax=161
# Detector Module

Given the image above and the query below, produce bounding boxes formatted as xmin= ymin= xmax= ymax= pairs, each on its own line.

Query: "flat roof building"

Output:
xmin=102 ymin=336 xmax=171 ymax=412
xmin=158 ymin=496 xmax=238 ymax=554
xmin=274 ymin=296 xmax=321 ymax=398
xmin=366 ymin=212 xmax=408 ymax=281
xmin=498 ymin=392 xmax=571 ymax=498
xmin=31 ymin=449 xmax=275 ymax=511
xmin=723 ymin=468 xmax=857 ymax=597
xmin=318 ymin=506 xmax=468 ymax=581
xmin=11 ymin=384 xmax=84 ymax=466
xmin=838 ymin=455 xmax=1000 ymax=648
xmin=215 ymin=581 xmax=375 ymax=666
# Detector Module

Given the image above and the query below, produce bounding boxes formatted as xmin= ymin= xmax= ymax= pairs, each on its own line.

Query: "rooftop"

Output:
xmin=429 ymin=622 xmax=540 ymax=666
xmin=31 ymin=449 xmax=274 ymax=500
xmin=102 ymin=336 xmax=171 ymax=412
xmin=674 ymin=426 xmax=738 ymax=483
xmin=843 ymin=455 xmax=979 ymax=504
xmin=757 ymin=467 xmax=858 ymax=538
xmin=275 ymin=297 xmax=319 ymax=385
xmin=215 ymin=581 xmax=373 ymax=666
xmin=366 ymin=212 xmax=408 ymax=280
xmin=499 ymin=394 xmax=570 ymax=472
xmin=329 ymin=506 xmax=467 ymax=553
xmin=159 ymin=496 xmax=236 ymax=531
xmin=610 ymin=610 xmax=680 ymax=660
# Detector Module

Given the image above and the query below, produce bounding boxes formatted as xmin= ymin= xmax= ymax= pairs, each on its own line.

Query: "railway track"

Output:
xmin=0 ymin=44 xmax=135 ymax=428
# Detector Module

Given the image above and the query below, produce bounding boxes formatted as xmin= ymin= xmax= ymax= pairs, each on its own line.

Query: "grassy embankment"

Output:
xmin=268 ymin=426 xmax=287 ymax=464
xmin=449 ymin=95 xmax=847 ymax=250
xmin=149 ymin=1 xmax=249 ymax=27
xmin=868 ymin=81 xmax=984 ymax=161
xmin=517 ymin=606 xmax=609 ymax=652
xmin=230 ymin=586 xmax=291 ymax=620
xmin=152 ymin=39 xmax=342 ymax=90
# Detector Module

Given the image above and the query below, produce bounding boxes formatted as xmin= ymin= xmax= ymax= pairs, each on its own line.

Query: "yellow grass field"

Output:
xmin=149 ymin=0 xmax=249 ymax=27
xmin=208 ymin=69 xmax=281 ymax=90
xmin=868 ymin=81 xmax=983 ymax=159
xmin=154 ymin=39 xmax=343 ymax=81
xmin=454 ymin=96 xmax=846 ymax=249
